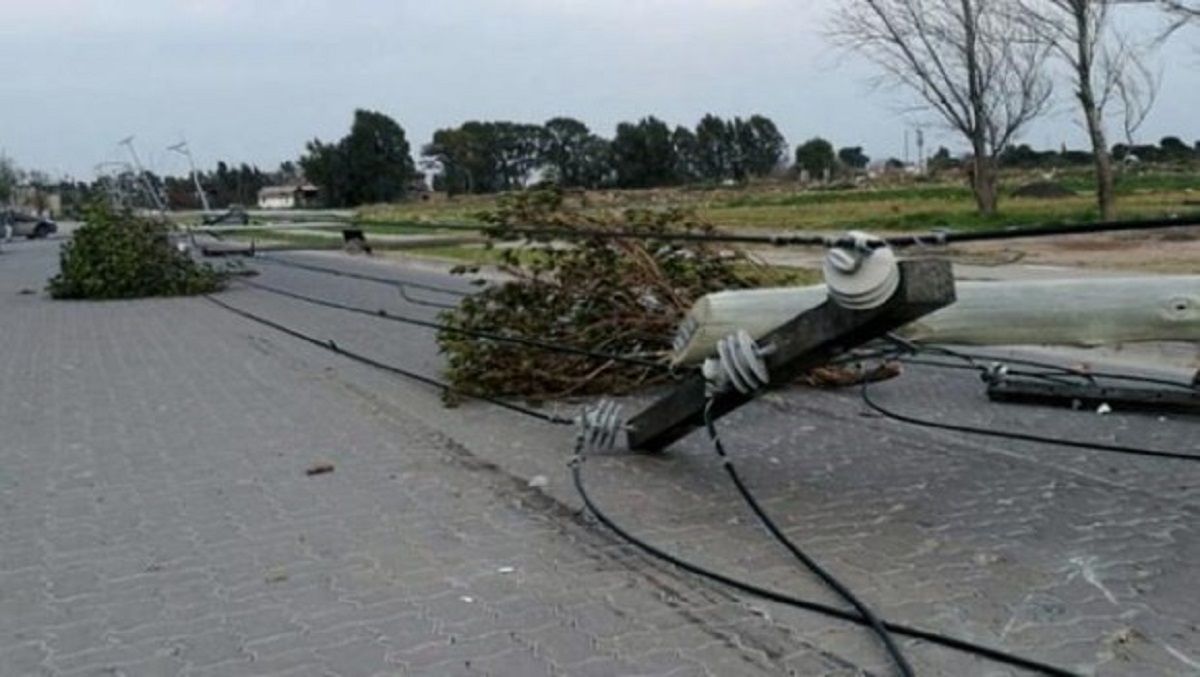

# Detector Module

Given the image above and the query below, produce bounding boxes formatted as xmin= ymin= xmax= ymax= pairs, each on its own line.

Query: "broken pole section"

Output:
xmin=627 ymin=259 xmax=957 ymax=452
xmin=987 ymin=378 xmax=1200 ymax=416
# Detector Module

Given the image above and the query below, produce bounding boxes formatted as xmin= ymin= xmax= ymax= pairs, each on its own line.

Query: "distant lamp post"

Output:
xmin=118 ymin=136 xmax=166 ymax=213
xmin=168 ymin=140 xmax=211 ymax=212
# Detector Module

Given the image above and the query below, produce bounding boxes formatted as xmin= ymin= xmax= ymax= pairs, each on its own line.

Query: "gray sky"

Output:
xmin=2 ymin=0 xmax=1197 ymax=180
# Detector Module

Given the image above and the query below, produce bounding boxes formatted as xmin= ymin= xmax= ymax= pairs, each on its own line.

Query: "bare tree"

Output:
xmin=1115 ymin=57 xmax=1160 ymax=150
xmin=1017 ymin=1 xmax=1159 ymax=221
xmin=830 ymin=0 xmax=1052 ymax=215
xmin=1160 ymin=0 xmax=1200 ymax=20
xmin=1158 ymin=0 xmax=1200 ymax=41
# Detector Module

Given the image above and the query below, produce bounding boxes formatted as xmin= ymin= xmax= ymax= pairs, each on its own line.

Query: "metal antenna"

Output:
xmin=118 ymin=136 xmax=167 ymax=213
xmin=168 ymin=139 xmax=211 ymax=212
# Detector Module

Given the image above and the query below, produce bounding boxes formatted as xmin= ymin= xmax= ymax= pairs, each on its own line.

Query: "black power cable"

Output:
xmin=254 ymin=254 xmax=473 ymax=297
xmin=205 ymin=290 xmax=1080 ymax=676
xmin=570 ymin=441 xmax=1080 ymax=676
xmin=702 ymin=400 xmax=915 ymax=677
xmin=236 ymin=277 xmax=671 ymax=372
xmin=891 ymin=214 xmax=1200 ymax=248
xmin=897 ymin=342 xmax=1199 ymax=393
xmin=204 ymin=294 xmax=572 ymax=425
xmin=336 ymin=213 xmax=1200 ymax=250
xmin=858 ymin=349 xmax=1200 ymax=463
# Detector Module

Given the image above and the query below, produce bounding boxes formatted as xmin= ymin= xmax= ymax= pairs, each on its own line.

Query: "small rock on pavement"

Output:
xmin=527 ymin=475 xmax=548 ymax=488
xmin=306 ymin=461 xmax=335 ymax=476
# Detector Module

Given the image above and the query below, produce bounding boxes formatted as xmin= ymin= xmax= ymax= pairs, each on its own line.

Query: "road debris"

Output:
xmin=306 ymin=461 xmax=335 ymax=476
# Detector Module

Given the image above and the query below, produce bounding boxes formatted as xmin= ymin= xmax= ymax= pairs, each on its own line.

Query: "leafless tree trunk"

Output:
xmin=829 ymin=0 xmax=1052 ymax=216
xmin=1017 ymin=1 xmax=1158 ymax=222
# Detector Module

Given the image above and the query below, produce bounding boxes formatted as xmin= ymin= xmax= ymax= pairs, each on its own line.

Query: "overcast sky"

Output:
xmin=2 ymin=0 xmax=1197 ymax=179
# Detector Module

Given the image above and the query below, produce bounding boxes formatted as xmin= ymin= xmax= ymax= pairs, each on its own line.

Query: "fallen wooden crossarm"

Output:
xmin=627 ymin=259 xmax=956 ymax=452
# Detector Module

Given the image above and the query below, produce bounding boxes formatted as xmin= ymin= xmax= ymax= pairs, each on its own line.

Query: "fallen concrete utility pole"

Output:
xmin=673 ymin=276 xmax=1200 ymax=364
xmin=627 ymin=258 xmax=956 ymax=452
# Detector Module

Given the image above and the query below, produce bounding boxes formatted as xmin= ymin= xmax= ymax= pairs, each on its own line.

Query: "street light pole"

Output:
xmin=118 ymin=136 xmax=166 ymax=213
xmin=167 ymin=140 xmax=211 ymax=212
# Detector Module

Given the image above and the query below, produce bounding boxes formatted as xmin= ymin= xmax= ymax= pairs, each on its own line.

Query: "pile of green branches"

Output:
xmin=49 ymin=203 xmax=225 ymax=300
xmin=437 ymin=188 xmax=767 ymax=400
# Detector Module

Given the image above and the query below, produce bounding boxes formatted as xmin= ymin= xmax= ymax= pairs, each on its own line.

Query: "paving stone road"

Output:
xmin=2 ymin=238 xmax=1199 ymax=676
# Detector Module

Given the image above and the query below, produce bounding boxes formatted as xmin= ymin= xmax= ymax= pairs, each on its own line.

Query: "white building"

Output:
xmin=257 ymin=184 xmax=319 ymax=210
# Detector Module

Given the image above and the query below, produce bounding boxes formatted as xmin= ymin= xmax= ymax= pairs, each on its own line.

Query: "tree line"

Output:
xmin=258 ymin=110 xmax=787 ymax=206
xmin=12 ymin=120 xmax=1200 ymax=217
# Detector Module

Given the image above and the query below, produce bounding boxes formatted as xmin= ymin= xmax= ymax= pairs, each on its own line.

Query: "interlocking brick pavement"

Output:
xmin=1 ymin=241 xmax=855 ymax=676
xmin=3 ymin=240 xmax=1199 ymax=675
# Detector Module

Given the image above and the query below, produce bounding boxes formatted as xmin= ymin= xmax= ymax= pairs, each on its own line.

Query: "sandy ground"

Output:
xmin=948 ymin=225 xmax=1200 ymax=274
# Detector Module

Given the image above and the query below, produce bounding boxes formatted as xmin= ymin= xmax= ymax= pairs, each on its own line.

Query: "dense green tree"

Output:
xmin=610 ymin=117 xmax=679 ymax=188
xmin=300 ymin=109 xmax=415 ymax=207
xmin=297 ymin=142 xmax=345 ymax=205
xmin=493 ymin=122 xmax=548 ymax=190
xmin=794 ymin=138 xmax=836 ymax=180
xmin=928 ymin=146 xmax=961 ymax=171
xmin=423 ymin=121 xmax=546 ymax=195
xmin=1160 ymin=136 xmax=1192 ymax=159
xmin=732 ymin=115 xmax=787 ymax=178
xmin=837 ymin=146 xmax=870 ymax=170
xmin=685 ymin=114 xmax=785 ymax=182
xmin=540 ymin=118 xmax=609 ymax=188
xmin=671 ymin=126 xmax=702 ymax=183
xmin=339 ymin=110 xmax=417 ymax=205
xmin=694 ymin=114 xmax=734 ymax=181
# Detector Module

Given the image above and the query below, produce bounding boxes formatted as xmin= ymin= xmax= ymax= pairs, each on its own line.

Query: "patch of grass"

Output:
xmin=1055 ymin=170 xmax=1200 ymax=195
xmin=700 ymin=191 xmax=1196 ymax=232
xmin=717 ymin=185 xmax=974 ymax=209
xmin=346 ymin=170 xmax=1200 ymax=237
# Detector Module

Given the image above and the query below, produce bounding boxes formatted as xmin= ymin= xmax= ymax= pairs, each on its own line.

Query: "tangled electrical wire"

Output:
xmin=234 ymin=276 xmax=672 ymax=372
xmin=188 ymin=213 xmax=1200 ymax=674
xmin=851 ymin=336 xmax=1200 ymax=463
xmin=202 ymin=272 xmax=1113 ymax=676
xmin=700 ymin=398 xmax=915 ymax=675
xmin=203 ymin=252 xmax=1200 ymax=674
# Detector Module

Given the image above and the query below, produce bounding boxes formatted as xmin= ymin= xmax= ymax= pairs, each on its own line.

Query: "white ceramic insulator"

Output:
xmin=706 ymin=330 xmax=771 ymax=395
xmin=823 ymin=231 xmax=900 ymax=310
xmin=579 ymin=400 xmax=624 ymax=452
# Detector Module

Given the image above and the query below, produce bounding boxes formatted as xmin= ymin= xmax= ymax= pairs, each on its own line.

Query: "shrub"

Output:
xmin=48 ymin=203 xmax=225 ymax=299
xmin=437 ymin=188 xmax=772 ymax=400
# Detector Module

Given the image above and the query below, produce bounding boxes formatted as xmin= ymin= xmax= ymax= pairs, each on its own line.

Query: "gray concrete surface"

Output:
xmin=2 ymin=237 xmax=1199 ymax=676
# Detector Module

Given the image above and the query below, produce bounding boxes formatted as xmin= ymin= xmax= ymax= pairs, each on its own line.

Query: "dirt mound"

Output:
xmin=1011 ymin=181 xmax=1076 ymax=199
